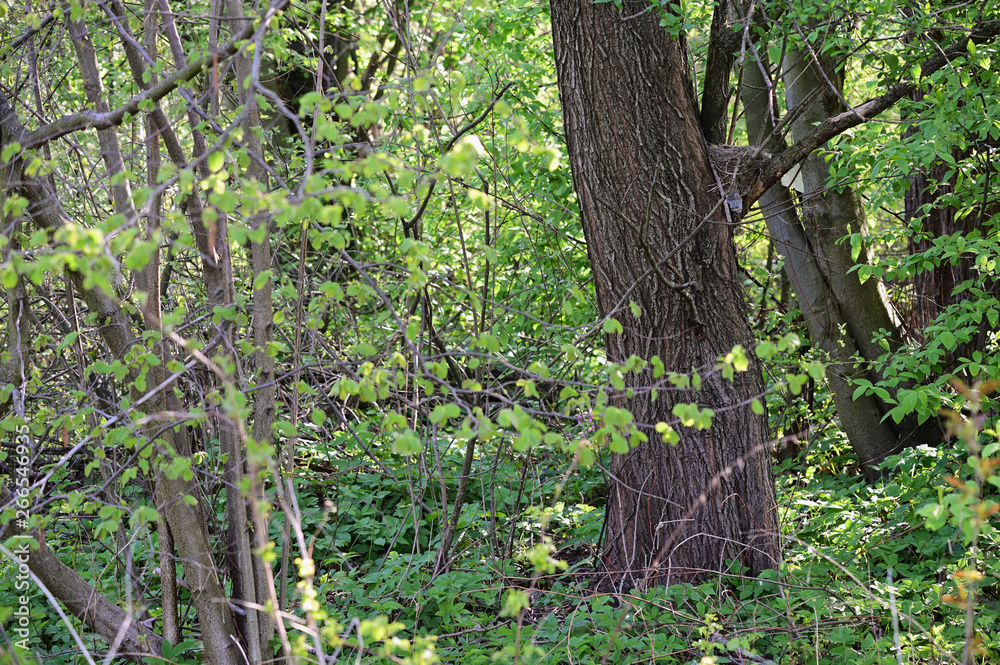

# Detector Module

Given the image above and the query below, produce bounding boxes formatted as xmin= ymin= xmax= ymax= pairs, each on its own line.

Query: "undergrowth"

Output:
xmin=1 ymin=385 xmax=997 ymax=665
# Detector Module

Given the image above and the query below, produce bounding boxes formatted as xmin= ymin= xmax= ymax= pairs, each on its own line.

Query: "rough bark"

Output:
xmin=550 ymin=0 xmax=779 ymax=590
xmin=902 ymin=93 xmax=998 ymax=370
xmin=700 ymin=0 xmax=740 ymax=145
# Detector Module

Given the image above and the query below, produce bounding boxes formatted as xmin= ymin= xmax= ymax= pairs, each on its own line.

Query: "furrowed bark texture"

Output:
xmin=902 ymin=86 xmax=997 ymax=367
xmin=550 ymin=0 xmax=779 ymax=590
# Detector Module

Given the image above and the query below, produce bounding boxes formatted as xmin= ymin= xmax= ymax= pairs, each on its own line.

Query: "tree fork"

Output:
xmin=550 ymin=0 xmax=779 ymax=589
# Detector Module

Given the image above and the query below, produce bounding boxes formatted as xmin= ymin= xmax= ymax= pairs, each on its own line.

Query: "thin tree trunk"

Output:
xmin=224 ymin=1 xmax=277 ymax=660
xmin=19 ymin=533 xmax=163 ymax=660
xmin=743 ymin=54 xmax=900 ymax=479
xmin=782 ymin=48 xmax=903 ymax=369
xmin=550 ymin=0 xmax=779 ymax=590
xmin=141 ymin=0 xmax=181 ymax=646
xmin=67 ymin=7 xmax=153 ymax=613
xmin=782 ymin=45 xmax=943 ymax=453
xmin=0 ymin=103 xmax=163 ymax=661
xmin=0 ymin=95 xmax=244 ymax=665
xmin=700 ymin=0 xmax=739 ymax=145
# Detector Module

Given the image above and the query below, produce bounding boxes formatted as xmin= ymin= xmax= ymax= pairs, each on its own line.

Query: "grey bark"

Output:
xmin=782 ymin=48 xmax=903 ymax=367
xmin=1 ymin=101 xmax=159 ymax=663
xmin=67 ymin=9 xmax=153 ymax=612
xmin=741 ymin=20 xmax=1000 ymax=210
xmin=781 ymin=44 xmax=943 ymax=459
xmin=550 ymin=0 xmax=780 ymax=590
xmin=67 ymin=13 xmax=137 ymax=223
xmin=141 ymin=0 xmax=180 ymax=646
xmin=224 ymin=1 xmax=278 ymax=661
xmin=0 ymin=92 xmax=245 ymax=665
xmin=742 ymin=55 xmax=900 ymax=478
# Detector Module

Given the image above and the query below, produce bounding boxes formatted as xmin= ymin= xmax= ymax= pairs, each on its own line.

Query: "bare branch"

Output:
xmin=744 ymin=19 xmax=1000 ymax=209
xmin=12 ymin=0 xmax=290 ymax=152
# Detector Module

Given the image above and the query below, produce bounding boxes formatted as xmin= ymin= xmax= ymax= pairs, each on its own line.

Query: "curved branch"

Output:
xmin=744 ymin=19 xmax=1000 ymax=209
xmin=14 ymin=0 xmax=290 ymax=152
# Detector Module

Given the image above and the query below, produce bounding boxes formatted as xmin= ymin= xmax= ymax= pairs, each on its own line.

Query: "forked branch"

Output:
xmin=743 ymin=19 xmax=1000 ymax=209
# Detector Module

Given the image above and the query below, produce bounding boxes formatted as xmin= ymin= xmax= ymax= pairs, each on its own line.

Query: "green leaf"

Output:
xmin=602 ymin=318 xmax=623 ymax=334
xmin=898 ymin=390 xmax=919 ymax=414
xmin=392 ymin=430 xmax=421 ymax=456
xmin=608 ymin=432 xmax=629 ymax=453
xmin=253 ymin=270 xmax=272 ymax=290
xmin=207 ymin=150 xmax=225 ymax=174
xmin=129 ymin=505 xmax=159 ymax=530
xmin=429 ymin=405 xmax=449 ymax=424
xmin=1 ymin=142 xmax=22 ymax=163
xmin=351 ymin=342 xmax=378 ymax=357
xmin=917 ymin=502 xmax=947 ymax=531
xmin=655 ymin=421 xmax=679 ymax=445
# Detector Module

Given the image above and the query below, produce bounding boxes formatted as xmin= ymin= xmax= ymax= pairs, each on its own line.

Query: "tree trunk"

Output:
xmin=903 ymin=93 xmax=998 ymax=373
xmin=782 ymin=45 xmax=943 ymax=454
xmin=782 ymin=49 xmax=903 ymax=374
xmin=700 ymin=0 xmax=739 ymax=145
xmin=550 ymin=0 xmax=779 ymax=590
xmin=742 ymin=54 xmax=900 ymax=479
xmin=224 ymin=1 xmax=277 ymax=660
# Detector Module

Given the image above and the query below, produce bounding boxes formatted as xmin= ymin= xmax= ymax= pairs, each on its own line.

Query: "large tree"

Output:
xmin=549 ymin=0 xmax=1000 ymax=585
xmin=549 ymin=0 xmax=781 ymax=590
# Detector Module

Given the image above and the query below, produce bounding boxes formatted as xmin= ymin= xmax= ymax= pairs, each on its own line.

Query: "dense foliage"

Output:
xmin=0 ymin=0 xmax=997 ymax=663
